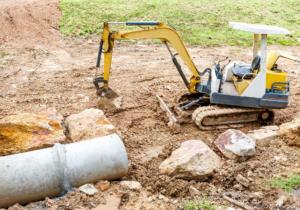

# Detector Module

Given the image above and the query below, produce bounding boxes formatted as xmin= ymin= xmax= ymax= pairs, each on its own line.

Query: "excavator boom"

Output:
xmin=94 ymin=21 xmax=203 ymax=96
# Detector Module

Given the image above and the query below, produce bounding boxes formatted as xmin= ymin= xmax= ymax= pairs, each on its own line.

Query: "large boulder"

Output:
xmin=0 ymin=111 xmax=65 ymax=155
xmin=65 ymin=108 xmax=116 ymax=141
xmin=214 ymin=129 xmax=256 ymax=159
xmin=248 ymin=125 xmax=279 ymax=147
xmin=159 ymin=140 xmax=221 ymax=180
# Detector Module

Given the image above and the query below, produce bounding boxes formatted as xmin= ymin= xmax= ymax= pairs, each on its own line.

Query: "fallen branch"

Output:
xmin=133 ymin=76 xmax=159 ymax=83
xmin=106 ymin=104 xmax=147 ymax=116
xmin=156 ymin=95 xmax=178 ymax=127
xmin=222 ymin=194 xmax=253 ymax=210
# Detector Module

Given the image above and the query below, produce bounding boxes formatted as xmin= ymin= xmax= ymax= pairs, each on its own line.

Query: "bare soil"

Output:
xmin=1 ymin=0 xmax=300 ymax=209
xmin=0 ymin=0 xmax=61 ymax=45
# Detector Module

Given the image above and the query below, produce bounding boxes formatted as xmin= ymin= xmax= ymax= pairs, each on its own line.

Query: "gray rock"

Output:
xmin=159 ymin=140 xmax=221 ymax=180
xmin=248 ymin=126 xmax=279 ymax=146
xmin=120 ymin=180 xmax=142 ymax=191
xmin=236 ymin=174 xmax=250 ymax=188
xmin=158 ymin=194 xmax=169 ymax=202
xmin=250 ymin=192 xmax=263 ymax=199
xmin=189 ymin=186 xmax=200 ymax=197
xmin=214 ymin=129 xmax=256 ymax=159
xmin=79 ymin=184 xmax=98 ymax=195
xmin=275 ymin=195 xmax=288 ymax=208
xmin=112 ymin=96 xmax=123 ymax=109
xmin=65 ymin=108 xmax=116 ymax=141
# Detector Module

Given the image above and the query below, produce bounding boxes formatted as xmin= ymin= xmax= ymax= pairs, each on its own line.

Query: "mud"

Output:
xmin=1 ymin=0 xmax=300 ymax=209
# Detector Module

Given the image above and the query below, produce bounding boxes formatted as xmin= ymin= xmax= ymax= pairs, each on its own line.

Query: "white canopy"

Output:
xmin=229 ymin=22 xmax=290 ymax=35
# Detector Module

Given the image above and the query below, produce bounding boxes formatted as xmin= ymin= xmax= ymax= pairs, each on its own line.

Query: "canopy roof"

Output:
xmin=229 ymin=22 xmax=290 ymax=35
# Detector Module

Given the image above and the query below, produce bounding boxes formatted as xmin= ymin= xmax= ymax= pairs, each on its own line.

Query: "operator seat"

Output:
xmin=232 ymin=56 xmax=261 ymax=79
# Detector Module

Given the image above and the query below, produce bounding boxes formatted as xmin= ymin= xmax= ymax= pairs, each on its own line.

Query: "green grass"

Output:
xmin=183 ymin=199 xmax=217 ymax=210
xmin=60 ymin=0 xmax=300 ymax=46
xmin=269 ymin=175 xmax=300 ymax=192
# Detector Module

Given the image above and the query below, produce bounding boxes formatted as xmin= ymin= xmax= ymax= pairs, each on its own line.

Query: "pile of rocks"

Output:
xmin=158 ymin=113 xmax=300 ymax=180
xmin=159 ymin=129 xmax=257 ymax=180
xmin=0 ymin=108 xmax=116 ymax=155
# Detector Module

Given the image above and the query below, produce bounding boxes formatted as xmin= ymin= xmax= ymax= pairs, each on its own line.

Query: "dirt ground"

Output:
xmin=1 ymin=0 xmax=300 ymax=209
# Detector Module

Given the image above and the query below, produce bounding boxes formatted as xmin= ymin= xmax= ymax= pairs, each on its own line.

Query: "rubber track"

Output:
xmin=192 ymin=105 xmax=270 ymax=130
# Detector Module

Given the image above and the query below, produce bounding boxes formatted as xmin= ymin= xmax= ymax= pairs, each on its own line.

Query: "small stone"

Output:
xmin=96 ymin=180 xmax=110 ymax=191
xmin=120 ymin=180 xmax=142 ymax=191
xmin=250 ymin=192 xmax=263 ymax=199
xmin=189 ymin=186 xmax=200 ymax=197
xmin=274 ymin=154 xmax=287 ymax=162
xmin=45 ymin=197 xmax=55 ymax=207
xmin=112 ymin=97 xmax=123 ymax=109
xmin=275 ymin=195 xmax=288 ymax=208
xmin=233 ymin=184 xmax=243 ymax=191
xmin=172 ymin=199 xmax=178 ymax=204
xmin=158 ymin=194 xmax=169 ymax=202
xmin=214 ymin=129 xmax=256 ymax=159
xmin=147 ymin=195 xmax=156 ymax=202
xmin=81 ymin=96 xmax=90 ymax=103
xmin=236 ymin=174 xmax=250 ymax=188
xmin=79 ymin=184 xmax=98 ymax=195
xmin=274 ymin=156 xmax=280 ymax=161
xmin=247 ymin=171 xmax=254 ymax=178
xmin=159 ymin=140 xmax=221 ymax=180
xmin=65 ymin=108 xmax=116 ymax=141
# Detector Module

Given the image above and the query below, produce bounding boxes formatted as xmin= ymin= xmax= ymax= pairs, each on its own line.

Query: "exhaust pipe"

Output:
xmin=0 ymin=134 xmax=128 ymax=208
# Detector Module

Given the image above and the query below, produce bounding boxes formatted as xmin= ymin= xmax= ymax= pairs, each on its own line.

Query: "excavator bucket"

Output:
xmin=93 ymin=75 xmax=120 ymax=110
xmin=96 ymin=93 xmax=122 ymax=110
xmin=94 ymin=84 xmax=121 ymax=110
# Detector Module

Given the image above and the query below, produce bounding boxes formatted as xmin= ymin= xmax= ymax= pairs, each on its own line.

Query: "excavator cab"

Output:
xmin=213 ymin=22 xmax=293 ymax=108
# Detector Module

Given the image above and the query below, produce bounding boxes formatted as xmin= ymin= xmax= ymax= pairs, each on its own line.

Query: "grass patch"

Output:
xmin=60 ymin=0 xmax=300 ymax=46
xmin=269 ymin=175 xmax=300 ymax=192
xmin=183 ymin=199 xmax=217 ymax=210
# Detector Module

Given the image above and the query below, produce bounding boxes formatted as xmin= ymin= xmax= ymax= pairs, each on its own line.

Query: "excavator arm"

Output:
xmin=94 ymin=21 xmax=202 ymax=97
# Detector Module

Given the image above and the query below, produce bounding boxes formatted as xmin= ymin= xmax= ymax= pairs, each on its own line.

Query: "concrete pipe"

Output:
xmin=0 ymin=134 xmax=128 ymax=208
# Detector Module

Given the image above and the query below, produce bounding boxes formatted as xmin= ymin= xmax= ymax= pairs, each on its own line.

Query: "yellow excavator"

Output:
xmin=93 ymin=21 xmax=299 ymax=130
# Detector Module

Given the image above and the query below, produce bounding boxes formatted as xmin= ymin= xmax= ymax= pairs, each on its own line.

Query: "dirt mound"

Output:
xmin=0 ymin=0 xmax=61 ymax=45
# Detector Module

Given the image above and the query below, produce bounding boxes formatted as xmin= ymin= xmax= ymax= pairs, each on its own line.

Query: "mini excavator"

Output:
xmin=93 ymin=21 xmax=300 ymax=130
